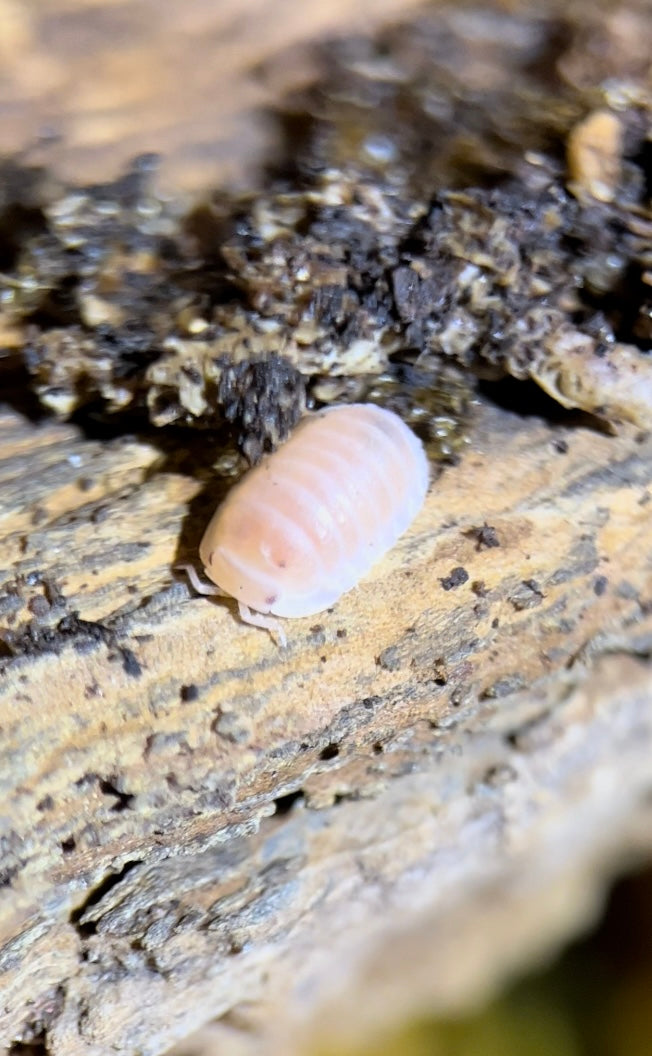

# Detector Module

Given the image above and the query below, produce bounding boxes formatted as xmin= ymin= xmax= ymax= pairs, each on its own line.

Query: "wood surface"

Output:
xmin=1 ymin=1 xmax=652 ymax=1055
xmin=1 ymin=393 xmax=652 ymax=1054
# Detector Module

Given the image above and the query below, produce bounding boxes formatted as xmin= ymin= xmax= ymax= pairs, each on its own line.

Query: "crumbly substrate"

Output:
xmin=1 ymin=0 xmax=650 ymax=462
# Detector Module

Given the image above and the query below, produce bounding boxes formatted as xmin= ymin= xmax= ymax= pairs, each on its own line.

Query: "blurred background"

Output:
xmin=172 ymin=863 xmax=652 ymax=1056
xmin=326 ymin=864 xmax=652 ymax=1056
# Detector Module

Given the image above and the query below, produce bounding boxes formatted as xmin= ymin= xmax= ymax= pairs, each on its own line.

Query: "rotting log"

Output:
xmin=2 ymin=1 xmax=652 ymax=1054
xmin=1 ymin=393 xmax=652 ymax=1055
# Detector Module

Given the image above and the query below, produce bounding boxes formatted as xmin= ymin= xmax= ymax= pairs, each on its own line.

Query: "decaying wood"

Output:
xmin=1 ymin=393 xmax=651 ymax=1054
xmin=1 ymin=1 xmax=652 ymax=1055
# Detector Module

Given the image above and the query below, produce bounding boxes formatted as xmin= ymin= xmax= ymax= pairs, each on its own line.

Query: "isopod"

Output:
xmin=183 ymin=403 xmax=429 ymax=643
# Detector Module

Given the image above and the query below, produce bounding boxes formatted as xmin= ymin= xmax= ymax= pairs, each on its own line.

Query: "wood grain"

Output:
xmin=1 ymin=392 xmax=651 ymax=1053
xmin=1 ymin=0 xmax=652 ymax=1053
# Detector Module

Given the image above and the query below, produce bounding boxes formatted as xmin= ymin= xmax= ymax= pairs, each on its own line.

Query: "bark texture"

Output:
xmin=1 ymin=395 xmax=652 ymax=1054
xmin=1 ymin=1 xmax=652 ymax=1054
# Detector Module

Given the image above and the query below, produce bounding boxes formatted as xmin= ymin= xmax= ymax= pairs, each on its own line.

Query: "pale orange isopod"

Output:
xmin=183 ymin=403 xmax=429 ymax=643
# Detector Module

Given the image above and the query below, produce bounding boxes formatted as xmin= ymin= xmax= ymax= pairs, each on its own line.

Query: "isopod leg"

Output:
xmin=238 ymin=602 xmax=288 ymax=648
xmin=175 ymin=564 xmax=226 ymax=597
xmin=177 ymin=566 xmax=287 ymax=647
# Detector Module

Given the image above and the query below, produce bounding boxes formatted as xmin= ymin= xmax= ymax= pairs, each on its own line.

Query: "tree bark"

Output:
xmin=2 ymin=394 xmax=652 ymax=1054
xmin=1 ymin=1 xmax=652 ymax=1054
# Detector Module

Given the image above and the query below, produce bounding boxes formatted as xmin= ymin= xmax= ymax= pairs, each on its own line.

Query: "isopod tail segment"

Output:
xmin=175 ymin=565 xmax=288 ymax=648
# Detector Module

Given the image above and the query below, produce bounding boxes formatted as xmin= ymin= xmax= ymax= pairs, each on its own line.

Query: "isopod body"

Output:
xmin=199 ymin=403 xmax=429 ymax=620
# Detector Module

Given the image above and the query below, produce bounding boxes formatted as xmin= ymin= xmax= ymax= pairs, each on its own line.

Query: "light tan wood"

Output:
xmin=1 ymin=1 xmax=652 ymax=1054
xmin=1 ymin=393 xmax=652 ymax=1053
